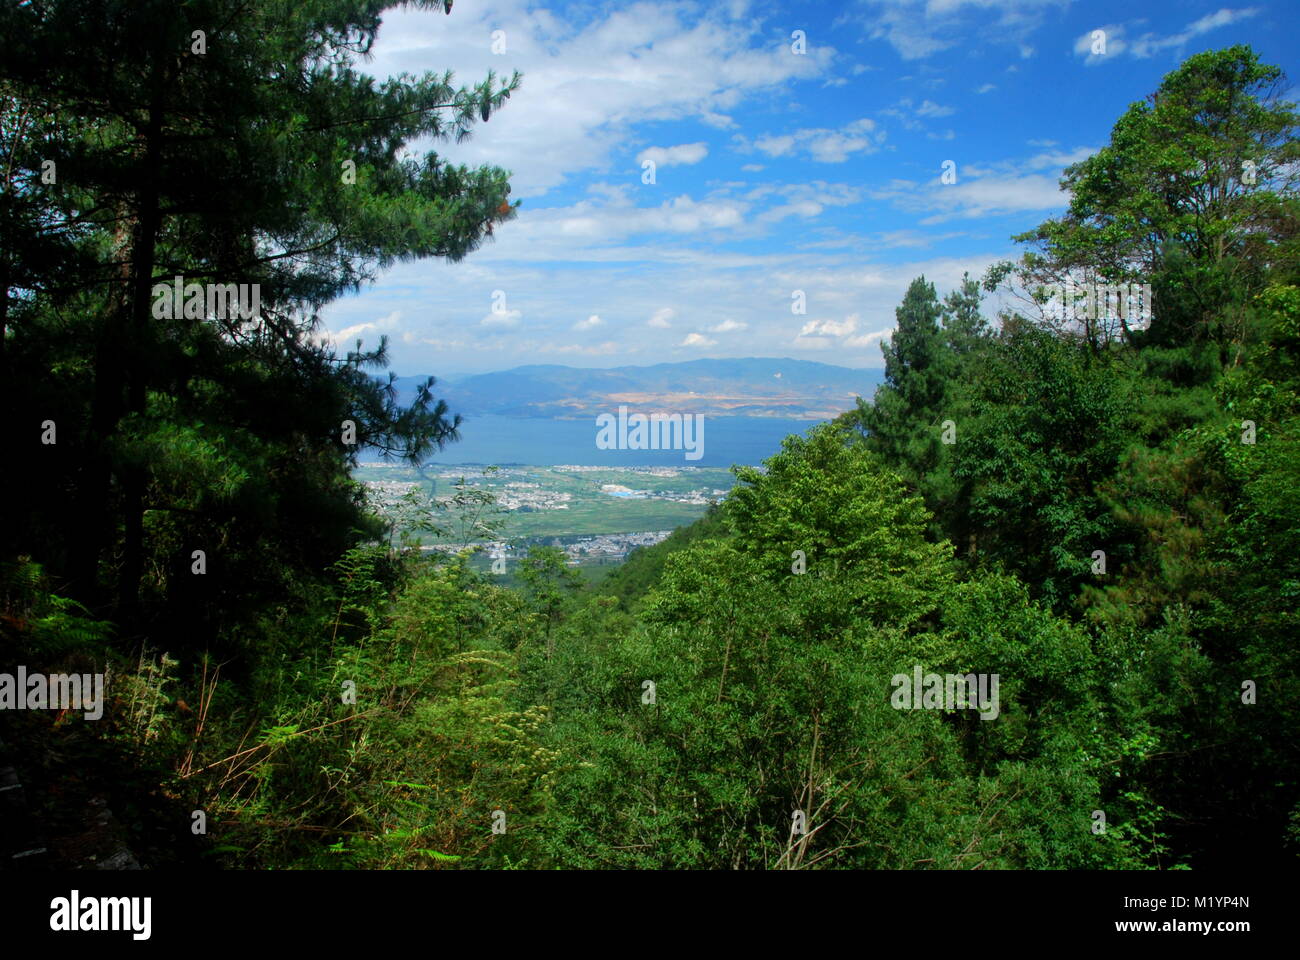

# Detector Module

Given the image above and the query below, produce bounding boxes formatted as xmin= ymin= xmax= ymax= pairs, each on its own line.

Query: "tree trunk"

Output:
xmin=117 ymin=100 xmax=165 ymax=621
xmin=69 ymin=73 xmax=166 ymax=622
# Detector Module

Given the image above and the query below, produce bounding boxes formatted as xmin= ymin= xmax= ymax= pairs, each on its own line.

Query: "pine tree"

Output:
xmin=863 ymin=276 xmax=951 ymax=482
xmin=0 ymin=0 xmax=521 ymax=642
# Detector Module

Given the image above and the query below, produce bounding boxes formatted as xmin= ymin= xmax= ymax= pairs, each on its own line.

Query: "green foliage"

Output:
xmin=0 ymin=0 xmax=519 ymax=642
xmin=1007 ymin=45 xmax=1300 ymax=352
xmin=949 ymin=326 xmax=1129 ymax=607
xmin=727 ymin=424 xmax=953 ymax=630
xmin=860 ymin=276 xmax=953 ymax=483
xmin=4 ymin=28 xmax=1297 ymax=872
xmin=0 ymin=558 xmax=115 ymax=658
xmin=596 ymin=501 xmax=730 ymax=608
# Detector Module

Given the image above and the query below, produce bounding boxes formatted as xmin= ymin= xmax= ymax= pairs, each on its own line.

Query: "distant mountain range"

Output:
xmin=393 ymin=358 xmax=885 ymax=420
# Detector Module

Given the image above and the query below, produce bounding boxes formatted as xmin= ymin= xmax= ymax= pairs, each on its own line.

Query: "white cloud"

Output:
xmin=362 ymin=1 xmax=832 ymax=199
xmin=699 ymin=111 xmax=738 ymax=129
xmin=1131 ymin=7 xmax=1261 ymax=58
xmin=1074 ymin=10 xmax=1257 ymax=65
xmin=681 ymin=332 xmax=718 ymax=347
xmin=1024 ymin=146 xmax=1097 ymax=170
xmin=743 ymin=118 xmax=883 ymax=164
xmin=879 ymin=98 xmax=955 ymax=132
xmin=793 ymin=228 xmax=966 ymax=253
xmin=311 ymin=1 xmax=1074 ymax=377
xmin=868 ymin=148 xmax=1094 ymax=224
xmin=758 ymin=201 xmax=824 ymax=224
xmin=799 ymin=314 xmax=859 ymax=338
xmin=1185 ymin=7 xmax=1260 ymax=34
xmin=709 ymin=319 xmax=748 ymax=333
xmin=851 ymin=0 xmax=1068 ymax=61
xmin=916 ymin=100 xmax=955 ymax=118
xmin=333 ymin=321 xmax=379 ymax=341
xmin=748 ymin=181 xmax=862 ymax=225
xmin=924 ymin=174 xmax=1068 ymax=223
xmin=481 ymin=309 xmax=523 ymax=327
xmin=322 ymin=247 xmax=1013 ymax=375
xmin=807 ymin=131 xmax=876 ymax=163
xmin=753 ymin=134 xmax=795 ymax=157
xmin=648 ymin=307 xmax=676 ymax=328
xmin=637 ymin=142 xmax=709 ymax=168
xmin=539 ymin=341 xmax=620 ymax=355
xmin=326 ymin=310 xmax=402 ymax=345
xmin=1074 ymin=25 xmax=1128 ymax=64
xmin=517 ymin=193 xmax=746 ymax=244
xmin=470 ymin=180 xmax=861 ymax=257
xmin=845 ymin=328 xmax=893 ymax=348
xmin=574 ymin=314 xmax=604 ymax=331
xmin=975 ymin=83 xmax=997 ymax=94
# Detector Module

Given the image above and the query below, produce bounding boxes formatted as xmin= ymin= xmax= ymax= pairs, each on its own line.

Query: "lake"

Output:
xmin=370 ymin=415 xmax=826 ymax=468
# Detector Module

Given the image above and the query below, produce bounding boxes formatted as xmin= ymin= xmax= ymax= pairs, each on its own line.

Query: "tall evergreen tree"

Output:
xmin=861 ymin=276 xmax=950 ymax=482
xmin=1 ymin=0 xmax=520 ymax=644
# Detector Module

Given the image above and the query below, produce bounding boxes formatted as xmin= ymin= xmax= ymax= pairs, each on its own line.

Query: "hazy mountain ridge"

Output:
xmin=397 ymin=358 xmax=884 ymax=419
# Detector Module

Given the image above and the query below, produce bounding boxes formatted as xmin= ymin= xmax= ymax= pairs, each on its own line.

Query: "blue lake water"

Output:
xmin=377 ymin=415 xmax=826 ymax=468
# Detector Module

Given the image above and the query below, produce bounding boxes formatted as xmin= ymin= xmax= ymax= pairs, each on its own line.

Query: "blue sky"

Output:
xmin=317 ymin=0 xmax=1298 ymax=375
